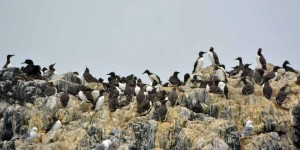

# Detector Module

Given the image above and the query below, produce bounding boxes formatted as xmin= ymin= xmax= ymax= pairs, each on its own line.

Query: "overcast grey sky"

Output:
xmin=0 ymin=1 xmax=299 ymax=83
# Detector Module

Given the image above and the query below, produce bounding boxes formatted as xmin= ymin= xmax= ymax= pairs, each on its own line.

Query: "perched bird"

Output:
xmin=169 ymin=71 xmax=181 ymax=86
xmin=45 ymin=117 xmax=61 ymax=133
xmin=208 ymin=47 xmax=220 ymax=66
xmin=241 ymin=64 xmax=253 ymax=78
xmin=241 ymin=77 xmax=254 ymax=95
xmin=192 ymin=51 xmax=206 ymax=73
xmin=83 ymin=67 xmax=99 ymax=83
xmin=282 ymin=60 xmax=296 ymax=73
xmin=78 ymin=86 xmax=94 ymax=103
xmin=206 ymin=81 xmax=222 ymax=94
xmin=147 ymin=87 xmax=158 ymax=103
xmin=2 ymin=54 xmax=14 ymax=69
xmin=107 ymin=72 xmax=120 ymax=80
xmin=256 ymin=48 xmax=267 ymax=70
xmin=183 ymin=73 xmax=190 ymax=86
xmin=43 ymin=63 xmax=56 ymax=79
xmin=92 ymin=139 xmax=112 ymax=150
xmin=262 ymin=79 xmax=273 ymax=100
xmin=21 ymin=127 xmax=38 ymax=143
xmin=215 ymin=65 xmax=227 ymax=83
xmin=109 ymin=94 xmax=119 ymax=112
xmin=158 ymin=100 xmax=168 ymax=122
xmin=124 ymin=82 xmax=134 ymax=97
xmin=60 ymin=93 xmax=69 ymax=108
xmin=189 ymin=75 xmax=200 ymax=88
xmin=143 ymin=70 xmax=162 ymax=85
xmin=168 ymin=88 xmax=178 ymax=106
xmin=229 ymin=57 xmax=244 ymax=78
xmin=118 ymin=95 xmax=131 ymax=108
xmin=241 ymin=120 xmax=253 ymax=138
xmin=94 ymin=89 xmax=106 ymax=111
xmin=276 ymin=86 xmax=288 ymax=105
xmin=253 ymin=68 xmax=264 ymax=85
xmin=264 ymin=66 xmax=280 ymax=81
xmin=216 ymin=80 xmax=229 ymax=99
xmin=21 ymin=59 xmax=41 ymax=77
xmin=45 ymin=82 xmax=57 ymax=97
xmin=235 ymin=57 xmax=244 ymax=70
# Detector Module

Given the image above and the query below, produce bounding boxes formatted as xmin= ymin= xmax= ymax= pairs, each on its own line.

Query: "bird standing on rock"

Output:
xmin=43 ymin=63 xmax=56 ymax=79
xmin=208 ymin=47 xmax=220 ymax=66
xmin=264 ymin=66 xmax=280 ymax=82
xmin=143 ymin=70 xmax=162 ymax=85
xmin=241 ymin=77 xmax=254 ymax=95
xmin=256 ymin=48 xmax=267 ymax=70
xmin=193 ymin=51 xmax=206 ymax=73
xmin=158 ymin=100 xmax=168 ymax=122
xmin=83 ymin=67 xmax=99 ymax=83
xmin=241 ymin=120 xmax=253 ymax=138
xmin=168 ymin=88 xmax=178 ymax=106
xmin=262 ymin=79 xmax=273 ymax=100
xmin=276 ymin=86 xmax=288 ymax=105
xmin=2 ymin=54 xmax=14 ymax=69
xmin=282 ymin=60 xmax=296 ymax=73
xmin=169 ymin=71 xmax=181 ymax=86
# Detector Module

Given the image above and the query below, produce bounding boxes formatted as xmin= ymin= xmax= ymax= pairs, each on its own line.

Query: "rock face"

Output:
xmin=0 ymin=65 xmax=299 ymax=150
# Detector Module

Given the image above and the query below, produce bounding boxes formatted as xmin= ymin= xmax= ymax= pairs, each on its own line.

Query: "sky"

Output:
xmin=0 ymin=1 xmax=299 ymax=83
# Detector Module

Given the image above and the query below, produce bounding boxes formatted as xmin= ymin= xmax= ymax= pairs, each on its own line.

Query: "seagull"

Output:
xmin=21 ymin=127 xmax=38 ymax=143
xmin=92 ymin=139 xmax=112 ymax=150
xmin=241 ymin=120 xmax=253 ymax=138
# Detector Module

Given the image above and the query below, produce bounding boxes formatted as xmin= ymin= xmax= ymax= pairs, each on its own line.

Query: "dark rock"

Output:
xmin=182 ymin=89 xmax=208 ymax=113
xmin=62 ymin=72 xmax=83 ymax=85
xmin=16 ymin=80 xmax=47 ymax=103
xmin=1 ymin=107 xmax=14 ymax=141
xmin=56 ymin=80 xmax=80 ymax=95
xmin=292 ymin=103 xmax=300 ymax=147
xmin=0 ymin=67 xmax=20 ymax=81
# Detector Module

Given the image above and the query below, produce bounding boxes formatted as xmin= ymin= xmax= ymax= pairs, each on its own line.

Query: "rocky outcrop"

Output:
xmin=0 ymin=64 xmax=299 ymax=150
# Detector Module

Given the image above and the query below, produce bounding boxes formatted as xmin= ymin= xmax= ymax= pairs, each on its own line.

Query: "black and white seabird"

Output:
xmin=147 ymin=87 xmax=157 ymax=103
xmin=109 ymin=94 xmax=119 ymax=112
xmin=107 ymin=72 xmax=120 ymax=80
xmin=241 ymin=64 xmax=254 ymax=78
xmin=183 ymin=73 xmax=190 ymax=86
xmin=241 ymin=77 xmax=254 ymax=95
xmin=208 ymin=47 xmax=220 ymax=66
xmin=158 ymin=100 xmax=168 ymax=122
xmin=229 ymin=57 xmax=244 ymax=78
xmin=264 ymin=66 xmax=280 ymax=82
xmin=60 ymin=93 xmax=69 ymax=108
xmin=94 ymin=89 xmax=106 ymax=111
xmin=216 ymin=80 xmax=229 ymax=99
xmin=193 ymin=51 xmax=206 ymax=73
xmin=256 ymin=48 xmax=267 ymax=70
xmin=282 ymin=60 xmax=296 ymax=73
xmin=45 ymin=82 xmax=57 ymax=97
xmin=169 ymin=71 xmax=181 ymax=86
xmin=43 ymin=63 xmax=56 ymax=79
xmin=253 ymin=68 xmax=264 ymax=85
xmin=206 ymin=81 xmax=222 ymax=94
xmin=2 ymin=54 xmax=14 ymax=69
xmin=215 ymin=65 xmax=228 ymax=83
xmin=235 ymin=57 xmax=244 ymax=70
xmin=83 ymin=67 xmax=99 ymax=83
xmin=78 ymin=85 xmax=94 ymax=102
xmin=262 ymin=79 xmax=273 ymax=100
xmin=45 ymin=116 xmax=61 ymax=133
xmin=168 ymin=88 xmax=178 ymax=106
xmin=143 ymin=70 xmax=162 ymax=85
xmin=124 ymin=82 xmax=134 ymax=97
xmin=21 ymin=59 xmax=42 ymax=77
xmin=276 ymin=86 xmax=288 ymax=105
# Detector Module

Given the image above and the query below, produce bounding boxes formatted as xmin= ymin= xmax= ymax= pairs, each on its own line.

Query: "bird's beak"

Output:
xmin=21 ymin=62 xmax=26 ymax=64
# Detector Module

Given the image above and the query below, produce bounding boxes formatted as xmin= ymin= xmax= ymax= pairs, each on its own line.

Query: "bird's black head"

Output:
xmin=209 ymin=47 xmax=214 ymax=52
xmin=21 ymin=59 xmax=34 ymax=65
xmin=42 ymin=67 xmax=48 ymax=72
xmin=244 ymin=64 xmax=252 ymax=69
xmin=219 ymin=64 xmax=226 ymax=69
xmin=7 ymin=54 xmax=14 ymax=59
xmin=257 ymin=48 xmax=262 ymax=54
xmin=98 ymin=78 xmax=104 ymax=83
xmin=173 ymin=71 xmax=180 ymax=76
xmin=143 ymin=70 xmax=150 ymax=75
xmin=199 ymin=51 xmax=206 ymax=57
xmin=273 ymin=66 xmax=281 ymax=72
xmin=107 ymin=72 xmax=116 ymax=76
xmin=283 ymin=60 xmax=290 ymax=66
xmin=235 ymin=57 xmax=242 ymax=61
xmin=85 ymin=67 xmax=90 ymax=73
xmin=49 ymin=63 xmax=56 ymax=70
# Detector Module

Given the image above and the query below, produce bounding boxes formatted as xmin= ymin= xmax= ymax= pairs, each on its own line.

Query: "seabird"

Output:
xmin=2 ymin=54 xmax=14 ymax=69
xmin=45 ymin=116 xmax=61 ymax=133
xmin=78 ymin=86 xmax=94 ymax=103
xmin=206 ymin=81 xmax=222 ymax=94
xmin=43 ymin=63 xmax=56 ymax=79
xmin=262 ymin=79 xmax=273 ymax=100
xmin=21 ymin=127 xmax=38 ymax=143
xmin=136 ymin=85 xmax=150 ymax=114
xmin=208 ymin=47 xmax=220 ymax=66
xmin=189 ymin=75 xmax=200 ymax=88
xmin=282 ymin=60 xmax=296 ymax=73
xmin=215 ymin=65 xmax=228 ymax=83
xmin=216 ymin=80 xmax=229 ymax=99
xmin=241 ymin=77 xmax=254 ymax=95
xmin=83 ymin=67 xmax=99 ymax=83
xmin=158 ymin=100 xmax=168 ymax=122
xmin=263 ymin=66 xmax=280 ymax=81
xmin=241 ymin=64 xmax=253 ymax=78
xmin=253 ymin=68 xmax=264 ymax=85
xmin=109 ymin=94 xmax=119 ymax=112
xmin=241 ymin=120 xmax=253 ymax=138
xmin=107 ymin=72 xmax=120 ymax=80
xmin=21 ymin=59 xmax=42 ymax=77
xmin=276 ymin=86 xmax=287 ymax=105
xmin=94 ymin=89 xmax=106 ymax=111
xmin=147 ymin=87 xmax=158 ymax=103
xmin=92 ymin=139 xmax=112 ymax=150
xmin=183 ymin=73 xmax=190 ymax=86
xmin=124 ymin=82 xmax=134 ymax=97
xmin=60 ymin=93 xmax=69 ymax=108
xmin=169 ymin=71 xmax=181 ymax=86
xmin=235 ymin=57 xmax=244 ymax=70
xmin=193 ymin=51 xmax=206 ymax=73
xmin=118 ymin=95 xmax=131 ymax=108
xmin=229 ymin=57 xmax=244 ymax=78
xmin=168 ymin=88 xmax=178 ymax=106
xmin=143 ymin=70 xmax=162 ymax=85
xmin=256 ymin=48 xmax=267 ymax=70
xmin=45 ymin=82 xmax=57 ymax=97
